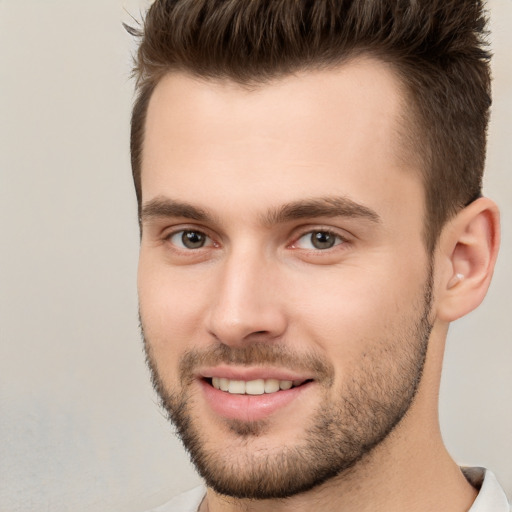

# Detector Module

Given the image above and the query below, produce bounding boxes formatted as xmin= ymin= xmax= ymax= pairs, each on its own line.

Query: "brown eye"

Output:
xmin=169 ymin=230 xmax=210 ymax=249
xmin=311 ymin=231 xmax=337 ymax=249
xmin=182 ymin=231 xmax=206 ymax=248
xmin=295 ymin=230 xmax=343 ymax=250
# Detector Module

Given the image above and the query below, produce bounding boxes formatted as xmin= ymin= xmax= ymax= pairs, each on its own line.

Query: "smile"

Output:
xmin=200 ymin=373 xmax=315 ymax=422
xmin=209 ymin=377 xmax=309 ymax=395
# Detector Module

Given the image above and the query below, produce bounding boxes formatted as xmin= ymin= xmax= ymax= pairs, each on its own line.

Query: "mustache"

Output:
xmin=176 ymin=343 xmax=335 ymax=385
xmin=139 ymin=317 xmax=334 ymax=385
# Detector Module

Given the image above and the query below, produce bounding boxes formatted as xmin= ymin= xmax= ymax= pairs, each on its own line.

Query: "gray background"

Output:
xmin=0 ymin=1 xmax=510 ymax=511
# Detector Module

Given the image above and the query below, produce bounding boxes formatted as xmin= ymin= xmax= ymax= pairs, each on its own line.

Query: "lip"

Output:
xmin=197 ymin=368 xmax=315 ymax=422
xmin=198 ymin=365 xmax=311 ymax=382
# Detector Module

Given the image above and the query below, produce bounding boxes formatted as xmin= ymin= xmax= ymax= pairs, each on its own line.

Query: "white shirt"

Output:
xmin=146 ymin=467 xmax=510 ymax=512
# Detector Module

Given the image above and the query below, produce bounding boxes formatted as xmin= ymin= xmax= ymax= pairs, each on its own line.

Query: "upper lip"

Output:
xmin=197 ymin=365 xmax=313 ymax=382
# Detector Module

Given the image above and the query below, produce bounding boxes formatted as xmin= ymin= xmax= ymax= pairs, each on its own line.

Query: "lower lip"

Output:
xmin=199 ymin=380 xmax=313 ymax=422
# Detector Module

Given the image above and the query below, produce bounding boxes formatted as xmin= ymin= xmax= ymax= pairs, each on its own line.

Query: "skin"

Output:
xmin=137 ymin=58 xmax=500 ymax=511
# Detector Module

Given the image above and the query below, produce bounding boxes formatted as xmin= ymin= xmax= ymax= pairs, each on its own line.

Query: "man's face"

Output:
xmin=138 ymin=59 xmax=434 ymax=499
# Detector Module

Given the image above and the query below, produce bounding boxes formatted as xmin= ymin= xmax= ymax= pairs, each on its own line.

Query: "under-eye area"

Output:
xmin=204 ymin=377 xmax=314 ymax=395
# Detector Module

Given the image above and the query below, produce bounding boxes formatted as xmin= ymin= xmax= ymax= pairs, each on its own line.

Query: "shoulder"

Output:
xmin=144 ymin=486 xmax=206 ymax=512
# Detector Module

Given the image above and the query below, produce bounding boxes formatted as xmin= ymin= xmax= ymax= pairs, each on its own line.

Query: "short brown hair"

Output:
xmin=127 ymin=0 xmax=491 ymax=252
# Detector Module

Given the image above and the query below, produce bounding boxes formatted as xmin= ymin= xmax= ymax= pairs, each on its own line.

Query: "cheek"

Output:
xmin=289 ymin=259 xmax=428 ymax=362
xmin=138 ymin=257 xmax=212 ymax=361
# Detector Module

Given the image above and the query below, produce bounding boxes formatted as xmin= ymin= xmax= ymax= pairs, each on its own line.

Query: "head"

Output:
xmin=129 ymin=0 xmax=499 ymax=502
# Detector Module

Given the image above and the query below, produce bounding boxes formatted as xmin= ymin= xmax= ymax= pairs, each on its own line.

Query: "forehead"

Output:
xmin=144 ymin=59 xmax=410 ymax=160
xmin=141 ymin=58 xmax=422 ymax=226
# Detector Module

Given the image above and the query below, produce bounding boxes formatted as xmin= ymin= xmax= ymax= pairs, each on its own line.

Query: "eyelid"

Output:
xmin=160 ymin=223 xmax=351 ymax=253
xmin=163 ymin=225 xmax=218 ymax=249
xmin=289 ymin=226 xmax=350 ymax=249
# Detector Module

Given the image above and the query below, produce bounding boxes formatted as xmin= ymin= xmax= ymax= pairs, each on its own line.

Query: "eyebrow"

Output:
xmin=262 ymin=196 xmax=381 ymax=226
xmin=141 ymin=197 xmax=210 ymax=222
xmin=140 ymin=196 xmax=381 ymax=226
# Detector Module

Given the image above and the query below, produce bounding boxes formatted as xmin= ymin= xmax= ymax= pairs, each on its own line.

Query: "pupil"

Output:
xmin=182 ymin=231 xmax=205 ymax=249
xmin=312 ymin=231 xmax=335 ymax=249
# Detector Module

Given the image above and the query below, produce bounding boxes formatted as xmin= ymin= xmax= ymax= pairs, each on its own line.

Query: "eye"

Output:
xmin=168 ymin=230 xmax=213 ymax=249
xmin=294 ymin=230 xmax=344 ymax=250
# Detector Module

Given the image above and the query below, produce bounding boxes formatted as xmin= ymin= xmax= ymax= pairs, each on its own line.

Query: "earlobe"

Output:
xmin=436 ymin=197 xmax=500 ymax=322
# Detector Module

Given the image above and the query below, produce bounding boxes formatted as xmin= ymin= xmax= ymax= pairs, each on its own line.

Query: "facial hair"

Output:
xmin=143 ymin=271 xmax=433 ymax=500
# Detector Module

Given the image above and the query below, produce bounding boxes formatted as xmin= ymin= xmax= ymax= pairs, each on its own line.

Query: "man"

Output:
xmin=128 ymin=1 xmax=510 ymax=511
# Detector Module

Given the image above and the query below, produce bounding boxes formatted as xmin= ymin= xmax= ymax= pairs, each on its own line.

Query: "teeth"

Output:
xmin=279 ymin=380 xmax=293 ymax=390
xmin=264 ymin=379 xmax=280 ymax=393
xmin=219 ymin=377 xmax=229 ymax=391
xmin=245 ymin=379 xmax=265 ymax=395
xmin=210 ymin=378 xmax=302 ymax=394
xmin=228 ymin=380 xmax=246 ymax=394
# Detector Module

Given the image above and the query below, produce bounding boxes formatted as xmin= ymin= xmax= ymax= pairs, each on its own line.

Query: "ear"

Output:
xmin=435 ymin=197 xmax=500 ymax=322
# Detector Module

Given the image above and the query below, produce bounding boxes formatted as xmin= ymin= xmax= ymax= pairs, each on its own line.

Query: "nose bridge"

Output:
xmin=207 ymin=243 xmax=286 ymax=345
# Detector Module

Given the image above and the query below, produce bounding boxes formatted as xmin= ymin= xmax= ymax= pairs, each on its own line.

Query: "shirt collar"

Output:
xmin=463 ymin=467 xmax=510 ymax=512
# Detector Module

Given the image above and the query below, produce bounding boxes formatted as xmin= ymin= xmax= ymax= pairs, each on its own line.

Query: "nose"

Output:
xmin=205 ymin=248 xmax=288 ymax=347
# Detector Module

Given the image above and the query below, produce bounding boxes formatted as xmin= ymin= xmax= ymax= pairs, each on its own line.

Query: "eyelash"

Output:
xmin=165 ymin=228 xmax=216 ymax=251
xmin=163 ymin=227 xmax=348 ymax=253
xmin=290 ymin=229 xmax=347 ymax=251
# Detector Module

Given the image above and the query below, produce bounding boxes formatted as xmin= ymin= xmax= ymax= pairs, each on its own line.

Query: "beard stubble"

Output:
xmin=143 ymin=271 xmax=434 ymax=500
